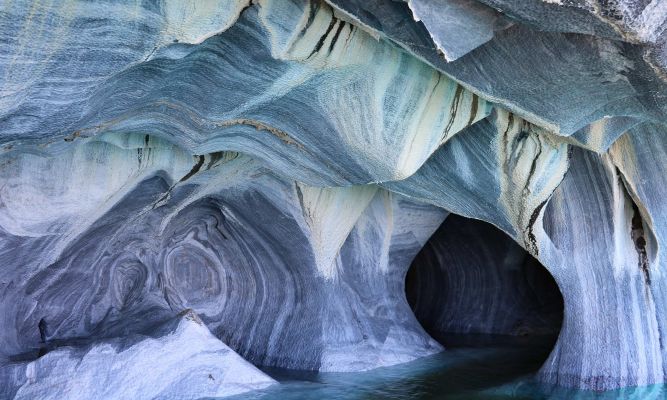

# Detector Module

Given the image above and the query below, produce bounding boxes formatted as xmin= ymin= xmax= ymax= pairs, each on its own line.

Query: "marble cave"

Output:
xmin=1 ymin=0 xmax=667 ymax=399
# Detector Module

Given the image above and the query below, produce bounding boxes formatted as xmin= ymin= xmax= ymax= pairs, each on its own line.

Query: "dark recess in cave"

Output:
xmin=406 ymin=214 xmax=564 ymax=352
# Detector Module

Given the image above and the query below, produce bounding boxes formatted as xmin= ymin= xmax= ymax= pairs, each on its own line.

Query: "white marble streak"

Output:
xmin=7 ymin=310 xmax=276 ymax=400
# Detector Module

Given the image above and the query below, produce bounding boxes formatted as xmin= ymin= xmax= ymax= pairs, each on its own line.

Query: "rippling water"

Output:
xmin=224 ymin=336 xmax=667 ymax=400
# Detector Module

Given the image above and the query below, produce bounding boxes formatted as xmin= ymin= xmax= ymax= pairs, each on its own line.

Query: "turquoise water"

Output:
xmin=225 ymin=337 xmax=667 ymax=400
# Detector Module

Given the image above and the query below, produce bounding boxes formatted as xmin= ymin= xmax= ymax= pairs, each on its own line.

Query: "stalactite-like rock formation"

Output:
xmin=1 ymin=0 xmax=667 ymax=397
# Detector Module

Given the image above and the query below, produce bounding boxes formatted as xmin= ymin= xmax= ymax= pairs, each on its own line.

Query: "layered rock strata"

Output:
xmin=1 ymin=0 xmax=667 ymax=394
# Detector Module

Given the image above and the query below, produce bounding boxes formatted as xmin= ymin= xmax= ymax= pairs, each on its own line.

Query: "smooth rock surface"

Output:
xmin=2 ymin=0 xmax=667 ymax=394
xmin=0 ymin=141 xmax=444 ymax=373
xmin=2 ymin=310 xmax=276 ymax=400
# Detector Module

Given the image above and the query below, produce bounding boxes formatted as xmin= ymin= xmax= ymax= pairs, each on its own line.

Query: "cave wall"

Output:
xmin=1 ymin=0 xmax=667 ymax=395
xmin=535 ymin=146 xmax=663 ymax=390
xmin=0 ymin=137 xmax=446 ymax=379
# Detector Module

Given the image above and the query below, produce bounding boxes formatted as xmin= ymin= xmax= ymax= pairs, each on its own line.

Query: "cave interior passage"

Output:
xmin=406 ymin=213 xmax=564 ymax=352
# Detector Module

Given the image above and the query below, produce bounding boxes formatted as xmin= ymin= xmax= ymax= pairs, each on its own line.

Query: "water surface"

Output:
xmin=225 ymin=336 xmax=667 ymax=400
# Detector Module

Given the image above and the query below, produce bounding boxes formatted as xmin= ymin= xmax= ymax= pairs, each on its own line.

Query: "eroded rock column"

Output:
xmin=536 ymin=147 xmax=664 ymax=390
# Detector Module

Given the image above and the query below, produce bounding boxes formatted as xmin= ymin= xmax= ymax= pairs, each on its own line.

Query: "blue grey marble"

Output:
xmin=1 ymin=0 xmax=667 ymax=396
xmin=1 ymin=310 xmax=276 ymax=400
xmin=0 ymin=142 xmax=445 ymax=375
xmin=328 ymin=0 xmax=667 ymax=137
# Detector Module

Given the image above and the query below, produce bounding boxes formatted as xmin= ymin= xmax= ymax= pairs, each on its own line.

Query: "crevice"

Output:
xmin=631 ymin=200 xmax=650 ymax=285
xmin=466 ymin=94 xmax=479 ymax=127
xmin=179 ymin=155 xmax=205 ymax=183
xmin=215 ymin=118 xmax=304 ymax=149
xmin=38 ymin=319 xmax=47 ymax=343
xmin=526 ymin=199 xmax=548 ymax=256
xmin=308 ymin=15 xmax=338 ymax=58
xmin=150 ymin=152 xmax=238 ymax=210
xmin=327 ymin=21 xmax=346 ymax=54
xmin=442 ymin=85 xmax=464 ymax=136
xmin=614 ymin=166 xmax=651 ymax=286
xmin=296 ymin=1 xmax=321 ymax=41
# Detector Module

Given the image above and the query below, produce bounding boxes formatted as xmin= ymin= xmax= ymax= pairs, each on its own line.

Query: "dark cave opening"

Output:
xmin=405 ymin=213 xmax=564 ymax=381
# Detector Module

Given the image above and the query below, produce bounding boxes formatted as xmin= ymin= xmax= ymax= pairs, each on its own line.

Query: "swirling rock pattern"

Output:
xmin=1 ymin=0 xmax=667 ymax=395
xmin=0 ymin=142 xmax=445 ymax=375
